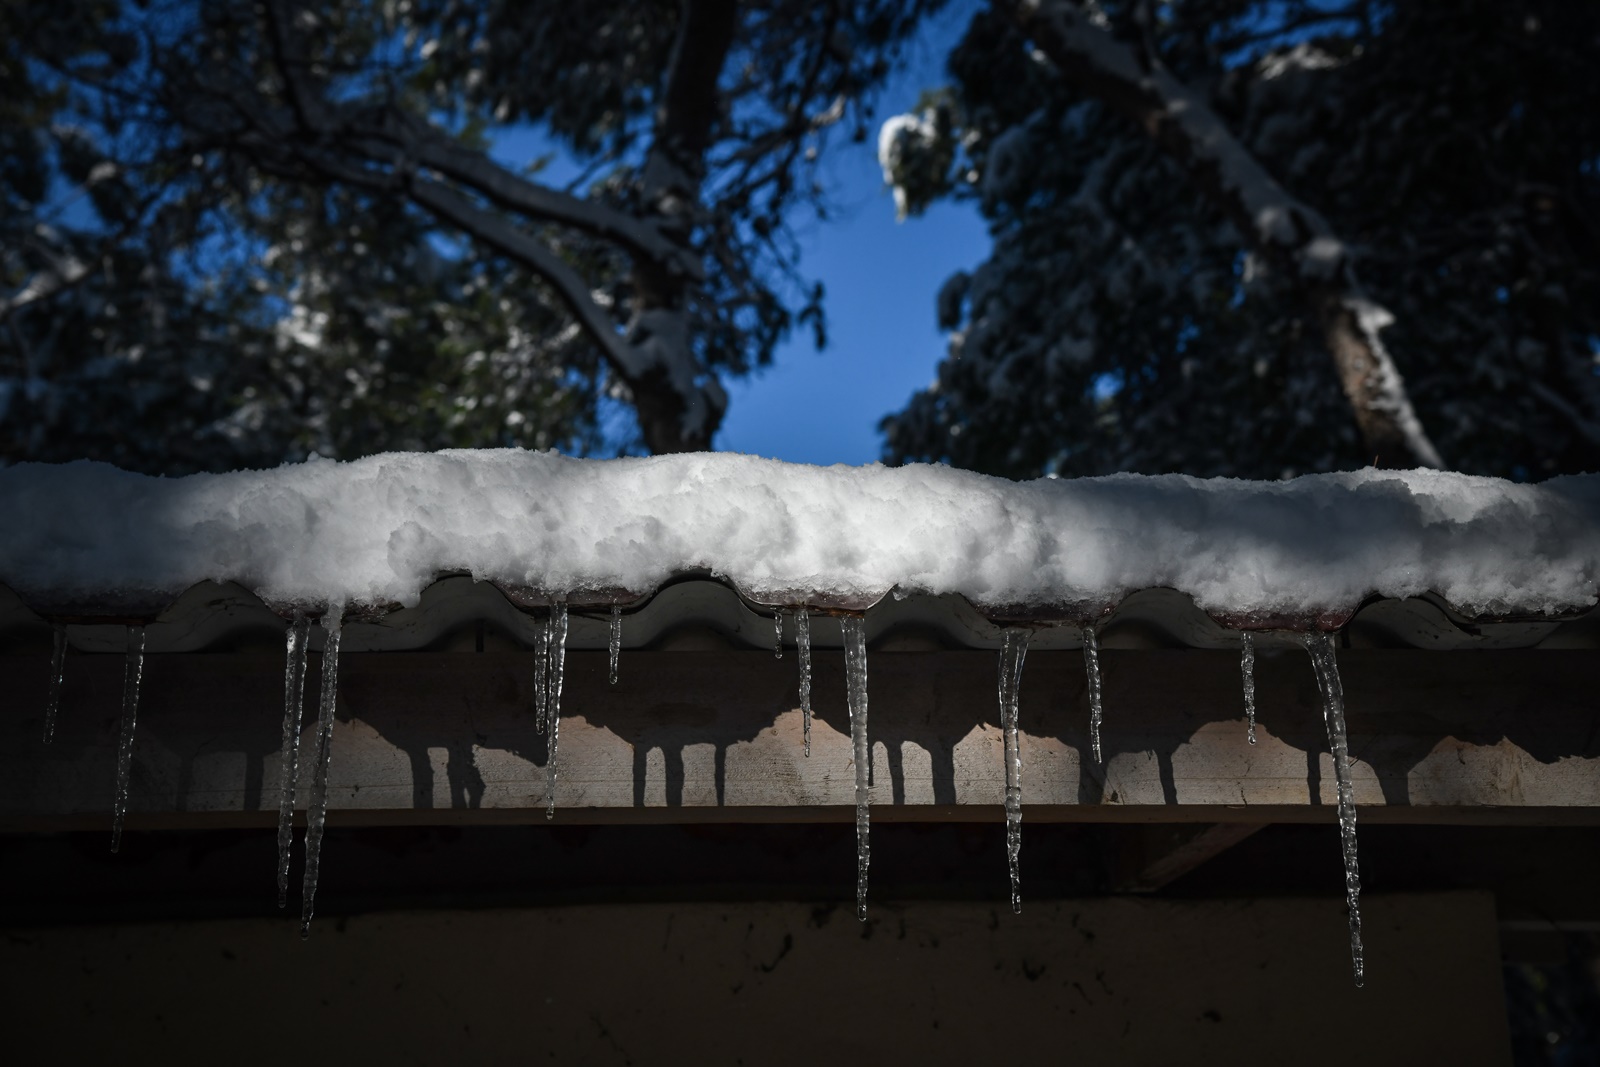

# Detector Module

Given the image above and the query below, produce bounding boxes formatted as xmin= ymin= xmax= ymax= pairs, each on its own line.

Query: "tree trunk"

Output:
xmin=631 ymin=366 xmax=717 ymax=454
xmin=625 ymin=0 xmax=740 ymax=454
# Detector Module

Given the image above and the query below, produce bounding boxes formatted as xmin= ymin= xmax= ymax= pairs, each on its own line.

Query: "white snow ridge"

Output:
xmin=0 ymin=450 xmax=1595 ymax=618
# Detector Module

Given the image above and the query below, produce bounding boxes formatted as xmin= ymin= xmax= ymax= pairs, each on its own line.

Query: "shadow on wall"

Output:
xmin=10 ymin=627 xmax=1597 ymax=822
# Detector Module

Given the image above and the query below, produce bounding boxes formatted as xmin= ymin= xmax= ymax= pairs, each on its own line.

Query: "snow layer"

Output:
xmin=0 ymin=450 xmax=1596 ymax=618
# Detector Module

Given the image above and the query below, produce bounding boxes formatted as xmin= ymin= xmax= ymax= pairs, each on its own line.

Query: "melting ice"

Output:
xmin=797 ymin=607 xmax=812 ymax=758
xmin=1241 ymin=631 xmax=1258 ymax=745
xmin=608 ymin=603 xmax=622 ymax=686
xmin=276 ymin=613 xmax=311 ymax=908
xmin=300 ymin=613 xmax=342 ymax=937
xmin=533 ymin=614 xmax=550 ymax=734
xmin=999 ymin=629 xmax=1030 ymax=913
xmin=843 ymin=615 xmax=870 ymax=920
xmin=544 ymin=602 xmax=569 ymax=819
xmin=1303 ymin=632 xmax=1365 ymax=986
xmin=41 ymin=623 xmax=66 ymax=745
xmin=1083 ymin=623 xmax=1104 ymax=764
xmin=109 ymin=624 xmax=146 ymax=854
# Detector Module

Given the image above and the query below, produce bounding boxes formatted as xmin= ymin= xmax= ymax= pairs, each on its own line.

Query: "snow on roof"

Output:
xmin=0 ymin=450 xmax=1596 ymax=621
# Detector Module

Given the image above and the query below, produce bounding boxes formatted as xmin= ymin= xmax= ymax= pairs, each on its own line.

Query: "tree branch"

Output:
xmin=1010 ymin=0 xmax=1444 ymax=469
xmin=262 ymin=0 xmax=328 ymax=135
xmin=1530 ymin=381 xmax=1600 ymax=451
xmin=360 ymin=113 xmax=703 ymax=281
xmin=648 ymin=0 xmax=740 ymax=200
xmin=248 ymin=0 xmax=730 ymax=453
xmin=261 ymin=0 xmax=700 ymax=281
xmin=621 ymin=0 xmax=742 ymax=453
xmin=406 ymin=181 xmax=641 ymax=374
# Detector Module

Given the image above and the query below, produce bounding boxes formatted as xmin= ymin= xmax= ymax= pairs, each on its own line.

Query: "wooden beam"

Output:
xmin=2 ymin=648 xmax=1597 ymax=829
xmin=1111 ymin=823 xmax=1266 ymax=892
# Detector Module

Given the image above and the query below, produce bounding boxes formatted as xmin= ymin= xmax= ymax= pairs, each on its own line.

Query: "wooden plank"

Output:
xmin=2 ymin=648 xmax=1597 ymax=828
xmin=1112 ymin=823 xmax=1266 ymax=892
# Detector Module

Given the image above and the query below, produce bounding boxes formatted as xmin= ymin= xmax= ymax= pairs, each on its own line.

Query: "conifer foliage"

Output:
xmin=881 ymin=1 xmax=1600 ymax=479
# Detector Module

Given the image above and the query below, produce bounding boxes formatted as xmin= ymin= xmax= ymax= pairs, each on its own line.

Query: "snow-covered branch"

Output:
xmin=246 ymin=0 xmax=731 ymax=453
xmin=1012 ymin=0 xmax=1443 ymax=469
xmin=424 ymin=142 xmax=698 ymax=282
xmin=404 ymin=182 xmax=635 ymax=371
xmin=259 ymin=1 xmax=698 ymax=284
xmin=0 ymin=253 xmax=90 ymax=323
xmin=408 ymin=179 xmax=725 ymax=443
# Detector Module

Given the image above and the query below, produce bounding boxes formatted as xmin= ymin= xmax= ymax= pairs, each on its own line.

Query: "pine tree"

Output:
xmin=2 ymin=0 xmax=942 ymax=470
xmin=881 ymin=1 xmax=1600 ymax=480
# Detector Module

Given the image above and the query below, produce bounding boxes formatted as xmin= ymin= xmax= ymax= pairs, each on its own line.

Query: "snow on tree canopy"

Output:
xmin=0 ymin=450 xmax=1596 ymax=619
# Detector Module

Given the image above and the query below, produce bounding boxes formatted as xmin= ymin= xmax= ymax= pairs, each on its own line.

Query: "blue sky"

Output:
xmin=717 ymin=6 xmax=988 ymax=464
xmin=715 ymin=184 xmax=987 ymax=466
xmin=490 ymin=5 xmax=987 ymax=466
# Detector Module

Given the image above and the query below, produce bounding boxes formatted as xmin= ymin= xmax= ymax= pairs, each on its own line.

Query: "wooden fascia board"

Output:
xmin=3 ymin=648 xmax=1597 ymax=829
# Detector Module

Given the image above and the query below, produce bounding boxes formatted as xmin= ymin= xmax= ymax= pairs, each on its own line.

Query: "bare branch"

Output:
xmin=1 ymin=178 xmax=177 ymax=325
xmin=374 ymin=117 xmax=703 ymax=281
xmin=1208 ymin=5 xmax=1367 ymax=56
xmin=261 ymin=0 xmax=329 ymax=134
xmin=1530 ymin=381 xmax=1600 ymax=451
xmin=405 ymin=180 xmax=639 ymax=377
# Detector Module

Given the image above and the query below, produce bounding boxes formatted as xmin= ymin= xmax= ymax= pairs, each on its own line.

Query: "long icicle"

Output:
xmin=109 ymin=624 xmax=147 ymax=854
xmin=797 ymin=607 xmax=812 ymax=757
xmin=275 ymin=613 xmax=312 ymax=908
xmin=300 ymin=612 xmax=343 ymax=938
xmin=1241 ymin=632 xmax=1258 ymax=745
xmin=1083 ymin=622 xmax=1104 ymax=764
xmin=533 ymin=612 xmax=549 ymax=734
xmin=1303 ymin=632 xmax=1365 ymax=987
xmin=608 ymin=603 xmax=622 ymax=686
xmin=999 ymin=629 xmax=1030 ymax=914
xmin=843 ymin=615 xmax=871 ymax=921
xmin=42 ymin=623 xmax=67 ymax=744
xmin=545 ymin=600 xmax=569 ymax=819
xmin=772 ymin=609 xmax=784 ymax=659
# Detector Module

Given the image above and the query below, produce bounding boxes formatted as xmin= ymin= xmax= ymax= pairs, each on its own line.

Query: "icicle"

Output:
xmin=275 ymin=613 xmax=312 ymax=908
xmin=1241 ymin=632 xmax=1258 ymax=745
xmin=533 ymin=613 xmax=549 ymax=734
xmin=999 ymin=629 xmax=1030 ymax=914
xmin=300 ymin=613 xmax=342 ymax=938
xmin=608 ymin=603 xmax=622 ymax=686
xmin=842 ymin=616 xmax=870 ymax=921
xmin=109 ymin=624 xmax=146 ymax=854
xmin=797 ymin=607 xmax=812 ymax=758
xmin=544 ymin=601 xmax=569 ymax=819
xmin=771 ymin=609 xmax=784 ymax=659
xmin=41 ymin=623 xmax=67 ymax=745
xmin=1083 ymin=623 xmax=1104 ymax=764
xmin=1303 ymin=632 xmax=1365 ymax=987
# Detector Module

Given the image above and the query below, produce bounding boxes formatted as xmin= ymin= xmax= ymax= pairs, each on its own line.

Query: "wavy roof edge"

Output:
xmin=2 ymin=576 xmax=1594 ymax=655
